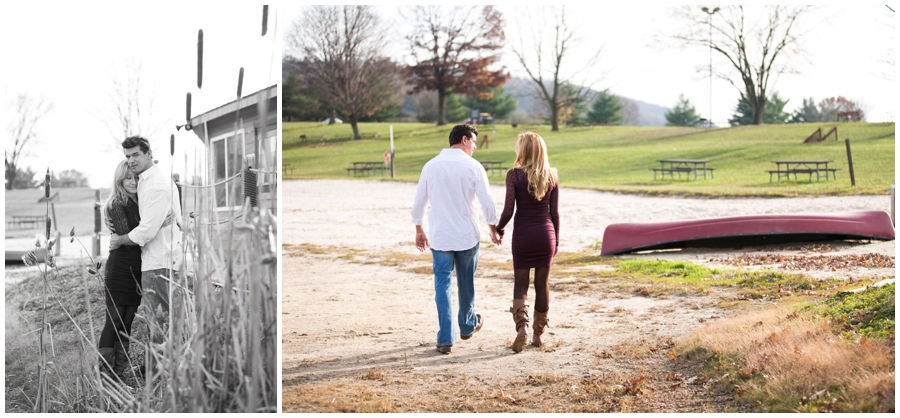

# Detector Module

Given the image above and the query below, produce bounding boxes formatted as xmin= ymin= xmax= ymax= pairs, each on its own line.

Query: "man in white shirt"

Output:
xmin=109 ymin=136 xmax=182 ymax=375
xmin=411 ymin=124 xmax=501 ymax=354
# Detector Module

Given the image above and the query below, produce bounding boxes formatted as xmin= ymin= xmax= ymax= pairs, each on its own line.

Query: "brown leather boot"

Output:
xmin=98 ymin=347 xmax=116 ymax=375
xmin=532 ymin=309 xmax=549 ymax=347
xmin=509 ymin=299 xmax=529 ymax=353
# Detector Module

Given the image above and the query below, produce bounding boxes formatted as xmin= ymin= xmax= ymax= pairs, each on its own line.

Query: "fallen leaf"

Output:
xmin=623 ymin=376 xmax=645 ymax=395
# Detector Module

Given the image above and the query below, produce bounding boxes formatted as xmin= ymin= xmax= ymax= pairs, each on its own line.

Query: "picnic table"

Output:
xmin=346 ymin=161 xmax=386 ymax=177
xmin=478 ymin=160 xmax=505 ymax=176
xmin=768 ymin=160 xmax=838 ymax=182
xmin=7 ymin=215 xmax=44 ymax=229
xmin=652 ymin=159 xmax=714 ymax=181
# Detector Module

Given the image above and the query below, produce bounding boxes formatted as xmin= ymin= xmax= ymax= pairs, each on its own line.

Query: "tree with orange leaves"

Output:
xmin=405 ymin=6 xmax=509 ymax=126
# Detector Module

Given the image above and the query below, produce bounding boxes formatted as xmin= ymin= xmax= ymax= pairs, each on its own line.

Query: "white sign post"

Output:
xmin=390 ymin=125 xmax=395 ymax=178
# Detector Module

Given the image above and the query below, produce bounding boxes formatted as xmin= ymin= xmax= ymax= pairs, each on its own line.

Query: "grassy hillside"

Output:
xmin=283 ymin=122 xmax=895 ymax=197
xmin=4 ymin=187 xmax=112 ymax=239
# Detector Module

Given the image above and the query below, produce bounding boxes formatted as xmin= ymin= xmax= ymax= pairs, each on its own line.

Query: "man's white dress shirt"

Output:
xmin=127 ymin=164 xmax=183 ymax=271
xmin=411 ymin=148 xmax=499 ymax=251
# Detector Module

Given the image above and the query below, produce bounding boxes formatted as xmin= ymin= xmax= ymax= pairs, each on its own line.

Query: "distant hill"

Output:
xmin=503 ymin=77 xmax=668 ymax=126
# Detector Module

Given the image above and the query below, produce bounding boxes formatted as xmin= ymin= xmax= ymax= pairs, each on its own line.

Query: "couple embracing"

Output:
xmin=98 ymin=135 xmax=182 ymax=381
xmin=411 ymin=124 xmax=560 ymax=354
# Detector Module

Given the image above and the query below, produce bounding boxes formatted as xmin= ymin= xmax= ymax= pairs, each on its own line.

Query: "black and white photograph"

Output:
xmin=4 ymin=4 xmax=279 ymax=412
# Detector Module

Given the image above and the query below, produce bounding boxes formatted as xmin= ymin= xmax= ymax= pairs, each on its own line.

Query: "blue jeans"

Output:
xmin=431 ymin=243 xmax=479 ymax=346
xmin=142 ymin=268 xmax=172 ymax=345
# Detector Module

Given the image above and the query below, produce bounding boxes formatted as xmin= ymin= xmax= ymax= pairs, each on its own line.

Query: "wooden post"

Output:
xmin=390 ymin=125 xmax=395 ymax=178
xmin=93 ymin=189 xmax=101 ymax=257
xmin=845 ymin=139 xmax=855 ymax=186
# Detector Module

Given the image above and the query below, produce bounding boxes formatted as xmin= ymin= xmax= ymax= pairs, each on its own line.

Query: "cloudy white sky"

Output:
xmin=283 ymin=4 xmax=895 ymax=125
xmin=3 ymin=3 xmax=281 ymax=188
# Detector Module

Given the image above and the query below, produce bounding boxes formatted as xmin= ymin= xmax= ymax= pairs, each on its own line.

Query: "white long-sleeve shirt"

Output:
xmin=127 ymin=163 xmax=183 ymax=271
xmin=411 ymin=148 xmax=499 ymax=251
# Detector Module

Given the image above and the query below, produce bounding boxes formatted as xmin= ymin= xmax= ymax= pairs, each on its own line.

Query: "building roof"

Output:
xmin=189 ymin=84 xmax=276 ymax=127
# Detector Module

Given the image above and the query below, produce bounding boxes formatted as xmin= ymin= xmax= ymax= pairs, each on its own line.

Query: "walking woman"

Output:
xmin=495 ymin=132 xmax=560 ymax=353
xmin=98 ymin=160 xmax=143 ymax=379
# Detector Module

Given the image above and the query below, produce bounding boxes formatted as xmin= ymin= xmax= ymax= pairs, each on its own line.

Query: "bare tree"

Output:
xmin=873 ymin=5 xmax=895 ymax=81
xmin=100 ymin=60 xmax=166 ymax=149
xmin=510 ymin=6 xmax=603 ymax=132
xmin=619 ymin=97 xmax=641 ymax=126
xmin=287 ymin=5 xmax=400 ymax=139
xmin=5 ymin=93 xmax=52 ymax=190
xmin=672 ymin=6 xmax=810 ymax=125
xmin=404 ymin=6 xmax=509 ymax=126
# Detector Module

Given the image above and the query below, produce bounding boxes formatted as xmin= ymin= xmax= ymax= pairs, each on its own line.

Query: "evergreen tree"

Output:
xmin=586 ymin=89 xmax=624 ymax=125
xmin=459 ymin=86 xmax=517 ymax=120
xmin=729 ymin=92 xmax=790 ymax=125
xmin=790 ymin=97 xmax=820 ymax=123
xmin=664 ymin=94 xmax=702 ymax=126
xmin=444 ymin=93 xmax=468 ymax=123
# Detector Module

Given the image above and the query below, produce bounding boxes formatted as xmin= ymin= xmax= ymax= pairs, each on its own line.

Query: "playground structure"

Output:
xmin=804 ymin=126 xmax=837 ymax=143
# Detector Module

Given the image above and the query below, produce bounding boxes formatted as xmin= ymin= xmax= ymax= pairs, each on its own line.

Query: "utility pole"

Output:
xmin=701 ymin=6 xmax=719 ymax=128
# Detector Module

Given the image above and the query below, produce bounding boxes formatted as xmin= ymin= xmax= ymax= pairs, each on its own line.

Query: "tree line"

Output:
xmin=664 ymin=94 xmax=866 ymax=127
xmin=282 ymin=5 xmax=872 ymax=137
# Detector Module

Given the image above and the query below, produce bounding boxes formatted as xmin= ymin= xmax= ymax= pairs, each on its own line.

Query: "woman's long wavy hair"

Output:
xmin=104 ymin=160 xmax=134 ymax=220
xmin=513 ymin=132 xmax=557 ymax=201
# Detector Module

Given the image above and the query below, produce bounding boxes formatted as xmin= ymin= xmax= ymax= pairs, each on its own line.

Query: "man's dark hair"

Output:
xmin=121 ymin=136 xmax=151 ymax=154
xmin=448 ymin=124 xmax=478 ymax=146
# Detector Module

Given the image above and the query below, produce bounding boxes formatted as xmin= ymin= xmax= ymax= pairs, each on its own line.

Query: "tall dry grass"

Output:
xmin=678 ymin=303 xmax=894 ymax=412
xmin=12 ymin=170 xmax=277 ymax=412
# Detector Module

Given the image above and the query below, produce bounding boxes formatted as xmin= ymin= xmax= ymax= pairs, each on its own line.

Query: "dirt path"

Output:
xmin=281 ymin=179 xmax=894 ymax=412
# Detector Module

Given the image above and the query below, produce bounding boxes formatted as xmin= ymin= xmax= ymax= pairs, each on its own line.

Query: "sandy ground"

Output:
xmin=281 ymin=179 xmax=894 ymax=412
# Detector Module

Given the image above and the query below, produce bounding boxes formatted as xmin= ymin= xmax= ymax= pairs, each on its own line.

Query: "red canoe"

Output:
xmin=600 ymin=211 xmax=895 ymax=255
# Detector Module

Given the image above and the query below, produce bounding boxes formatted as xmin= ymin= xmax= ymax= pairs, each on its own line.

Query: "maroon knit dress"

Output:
xmin=496 ymin=168 xmax=559 ymax=269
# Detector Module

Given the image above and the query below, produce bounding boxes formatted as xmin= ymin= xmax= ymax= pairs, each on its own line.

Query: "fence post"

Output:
xmin=844 ymin=139 xmax=855 ymax=186
xmin=93 ymin=189 xmax=101 ymax=257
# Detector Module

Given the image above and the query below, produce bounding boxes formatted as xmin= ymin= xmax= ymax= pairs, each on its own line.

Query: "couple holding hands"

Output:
xmin=412 ymin=124 xmax=559 ymax=354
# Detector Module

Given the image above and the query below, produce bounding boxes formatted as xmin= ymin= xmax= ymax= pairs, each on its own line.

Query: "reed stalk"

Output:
xmin=14 ymin=163 xmax=276 ymax=412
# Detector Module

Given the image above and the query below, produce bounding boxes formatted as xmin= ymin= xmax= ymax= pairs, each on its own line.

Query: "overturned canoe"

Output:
xmin=600 ymin=211 xmax=895 ymax=255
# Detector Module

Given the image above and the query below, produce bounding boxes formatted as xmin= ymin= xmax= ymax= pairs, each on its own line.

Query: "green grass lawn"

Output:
xmin=283 ymin=121 xmax=895 ymax=196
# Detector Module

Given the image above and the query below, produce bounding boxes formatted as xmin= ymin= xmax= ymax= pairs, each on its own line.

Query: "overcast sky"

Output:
xmin=283 ymin=4 xmax=895 ymax=125
xmin=3 ymin=3 xmax=281 ymax=188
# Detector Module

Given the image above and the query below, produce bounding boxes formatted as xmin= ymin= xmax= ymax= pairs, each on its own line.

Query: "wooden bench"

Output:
xmin=346 ymin=161 xmax=385 ymax=177
xmin=768 ymin=169 xmax=816 ymax=182
xmin=478 ymin=160 xmax=505 ymax=176
xmin=654 ymin=159 xmax=712 ymax=181
xmin=653 ymin=166 xmax=695 ymax=180
xmin=282 ymin=164 xmax=294 ymax=176
xmin=7 ymin=215 xmax=44 ymax=229
xmin=769 ymin=160 xmax=834 ymax=183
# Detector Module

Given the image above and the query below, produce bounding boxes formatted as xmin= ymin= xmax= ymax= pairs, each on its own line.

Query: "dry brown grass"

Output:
xmin=678 ymin=304 xmax=895 ymax=412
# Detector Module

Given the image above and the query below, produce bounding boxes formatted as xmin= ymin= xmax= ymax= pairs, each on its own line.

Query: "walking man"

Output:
xmin=411 ymin=124 xmax=501 ymax=354
xmin=110 ymin=135 xmax=182 ymax=376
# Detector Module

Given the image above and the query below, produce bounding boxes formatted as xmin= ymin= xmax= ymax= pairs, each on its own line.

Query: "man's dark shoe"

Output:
xmin=436 ymin=344 xmax=452 ymax=354
xmin=461 ymin=314 xmax=483 ymax=340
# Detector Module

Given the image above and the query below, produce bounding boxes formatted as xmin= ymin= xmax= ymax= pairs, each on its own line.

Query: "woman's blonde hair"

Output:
xmin=104 ymin=160 xmax=133 ymax=220
xmin=513 ymin=132 xmax=557 ymax=201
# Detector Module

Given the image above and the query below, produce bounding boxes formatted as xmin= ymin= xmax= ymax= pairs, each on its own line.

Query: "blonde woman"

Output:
xmin=98 ymin=160 xmax=143 ymax=379
xmin=495 ymin=132 xmax=559 ymax=353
